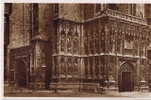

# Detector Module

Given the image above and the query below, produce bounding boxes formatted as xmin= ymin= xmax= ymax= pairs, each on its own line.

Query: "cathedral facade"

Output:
xmin=4 ymin=3 xmax=151 ymax=92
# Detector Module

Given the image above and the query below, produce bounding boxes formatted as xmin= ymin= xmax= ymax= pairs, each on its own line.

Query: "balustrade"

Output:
xmin=104 ymin=9 xmax=147 ymax=25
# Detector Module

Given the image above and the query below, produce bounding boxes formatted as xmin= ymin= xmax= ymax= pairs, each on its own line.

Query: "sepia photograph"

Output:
xmin=4 ymin=3 xmax=151 ymax=97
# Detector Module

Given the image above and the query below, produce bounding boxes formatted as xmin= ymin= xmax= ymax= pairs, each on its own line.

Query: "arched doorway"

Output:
xmin=16 ymin=60 xmax=27 ymax=87
xmin=119 ymin=62 xmax=134 ymax=92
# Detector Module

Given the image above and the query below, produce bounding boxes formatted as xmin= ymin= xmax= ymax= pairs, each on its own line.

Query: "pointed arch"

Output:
xmin=118 ymin=62 xmax=134 ymax=92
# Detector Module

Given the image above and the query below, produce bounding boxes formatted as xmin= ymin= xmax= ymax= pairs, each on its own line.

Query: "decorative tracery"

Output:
xmin=73 ymin=26 xmax=79 ymax=54
xmin=52 ymin=7 xmax=150 ymax=85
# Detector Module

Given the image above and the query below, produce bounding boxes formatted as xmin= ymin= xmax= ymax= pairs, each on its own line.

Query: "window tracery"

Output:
xmin=67 ymin=26 xmax=73 ymax=53
xmin=73 ymin=26 xmax=79 ymax=54
xmin=84 ymin=58 xmax=88 ymax=78
xmin=67 ymin=58 xmax=72 ymax=76
xmin=60 ymin=27 xmax=66 ymax=52
xmin=73 ymin=58 xmax=78 ymax=75
xmin=60 ymin=57 xmax=66 ymax=76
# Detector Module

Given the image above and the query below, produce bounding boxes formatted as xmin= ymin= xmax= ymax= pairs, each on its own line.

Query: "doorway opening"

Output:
xmin=16 ymin=60 xmax=27 ymax=87
xmin=119 ymin=62 xmax=134 ymax=92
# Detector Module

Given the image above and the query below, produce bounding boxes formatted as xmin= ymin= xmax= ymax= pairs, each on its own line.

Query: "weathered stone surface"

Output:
xmin=9 ymin=4 xmax=31 ymax=49
xmin=4 ymin=4 xmax=151 ymax=92
xmin=59 ymin=4 xmax=83 ymax=21
xmin=38 ymin=4 xmax=54 ymax=38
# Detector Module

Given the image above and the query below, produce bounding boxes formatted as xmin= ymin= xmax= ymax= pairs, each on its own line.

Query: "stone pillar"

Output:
xmin=6 ymin=46 xmax=11 ymax=84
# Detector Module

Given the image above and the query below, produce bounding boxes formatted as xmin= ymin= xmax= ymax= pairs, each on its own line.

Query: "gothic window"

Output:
xmin=60 ymin=57 xmax=65 ymax=75
xmin=109 ymin=28 xmax=115 ymax=53
xmin=73 ymin=38 xmax=78 ymax=54
xmin=89 ymin=30 xmax=92 ymax=54
xmin=139 ymin=40 xmax=146 ymax=56
xmin=95 ymin=57 xmax=99 ymax=77
xmin=124 ymin=35 xmax=133 ymax=49
xmin=68 ymin=58 xmax=72 ymax=75
xmin=67 ymin=37 xmax=71 ymax=53
xmin=84 ymin=32 xmax=88 ymax=54
xmin=90 ymin=29 xmax=95 ymax=54
xmin=88 ymin=29 xmax=92 ymax=54
xmin=87 ymin=58 xmax=91 ymax=76
xmin=100 ymin=29 xmax=105 ymax=52
xmin=109 ymin=57 xmax=116 ymax=75
xmin=95 ymin=30 xmax=99 ymax=54
xmin=90 ymin=57 xmax=93 ymax=76
xmin=108 ymin=59 xmax=113 ymax=75
xmin=117 ymin=31 xmax=122 ymax=53
xmin=100 ymin=57 xmax=105 ymax=75
xmin=73 ymin=26 xmax=79 ymax=54
xmin=93 ymin=29 xmax=96 ymax=53
xmin=133 ymin=39 xmax=138 ymax=49
xmin=61 ymin=28 xmax=66 ymax=52
xmin=73 ymin=58 xmax=78 ymax=75
xmin=84 ymin=25 xmax=89 ymax=54
xmin=84 ymin=58 xmax=88 ymax=78
xmin=67 ymin=27 xmax=73 ymax=53
xmin=108 ymin=29 xmax=112 ymax=52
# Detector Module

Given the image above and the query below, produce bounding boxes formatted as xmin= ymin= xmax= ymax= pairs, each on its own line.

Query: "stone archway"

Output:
xmin=118 ymin=62 xmax=134 ymax=92
xmin=16 ymin=60 xmax=27 ymax=87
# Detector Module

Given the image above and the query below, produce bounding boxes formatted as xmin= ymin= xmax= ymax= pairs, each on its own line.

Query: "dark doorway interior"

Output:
xmin=121 ymin=72 xmax=133 ymax=92
xmin=16 ymin=60 xmax=27 ymax=87
xmin=119 ymin=63 xmax=134 ymax=92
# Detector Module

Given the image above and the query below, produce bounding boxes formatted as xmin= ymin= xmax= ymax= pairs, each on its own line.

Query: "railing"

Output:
xmin=84 ymin=9 xmax=147 ymax=25
xmin=104 ymin=9 xmax=147 ymax=25
xmin=55 ymin=8 xmax=147 ymax=25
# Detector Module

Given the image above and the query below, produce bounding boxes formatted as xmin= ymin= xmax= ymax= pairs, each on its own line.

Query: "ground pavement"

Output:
xmin=4 ymin=85 xmax=151 ymax=97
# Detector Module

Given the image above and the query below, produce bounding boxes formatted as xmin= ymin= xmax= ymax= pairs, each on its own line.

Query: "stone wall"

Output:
xmin=9 ymin=4 xmax=31 ymax=49
xmin=38 ymin=4 xmax=54 ymax=37
xmin=59 ymin=4 xmax=83 ymax=21
xmin=145 ymin=4 xmax=151 ymax=18
xmin=145 ymin=4 xmax=151 ymax=25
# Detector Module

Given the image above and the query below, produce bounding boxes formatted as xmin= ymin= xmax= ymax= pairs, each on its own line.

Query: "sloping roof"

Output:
xmin=31 ymin=34 xmax=48 ymax=41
